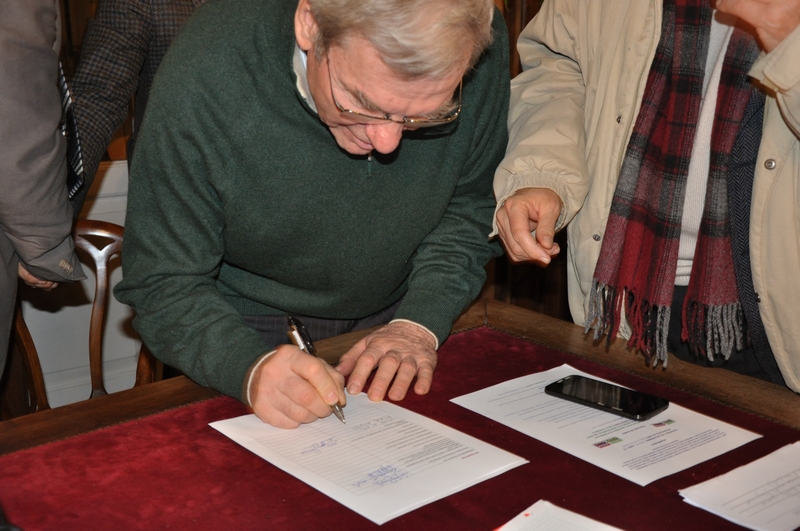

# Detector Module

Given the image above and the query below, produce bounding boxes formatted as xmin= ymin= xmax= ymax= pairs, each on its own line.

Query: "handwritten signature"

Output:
xmin=300 ymin=437 xmax=338 ymax=455
xmin=353 ymin=465 xmax=408 ymax=488
xmin=352 ymin=415 xmax=397 ymax=432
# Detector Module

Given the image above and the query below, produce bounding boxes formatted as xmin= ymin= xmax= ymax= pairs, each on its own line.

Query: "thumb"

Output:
xmin=295 ymin=356 xmax=342 ymax=407
xmin=534 ymin=206 xmax=559 ymax=249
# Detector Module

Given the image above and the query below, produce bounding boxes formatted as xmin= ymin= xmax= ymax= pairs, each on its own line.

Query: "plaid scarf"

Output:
xmin=585 ymin=0 xmax=762 ymax=365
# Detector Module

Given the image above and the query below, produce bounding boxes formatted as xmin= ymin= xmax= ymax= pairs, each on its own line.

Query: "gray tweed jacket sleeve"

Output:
xmin=70 ymin=0 xmax=204 ymax=211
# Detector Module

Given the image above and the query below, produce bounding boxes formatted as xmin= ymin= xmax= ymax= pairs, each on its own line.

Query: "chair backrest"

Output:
xmin=13 ymin=219 xmax=157 ymax=412
xmin=74 ymin=219 xmax=124 ymax=398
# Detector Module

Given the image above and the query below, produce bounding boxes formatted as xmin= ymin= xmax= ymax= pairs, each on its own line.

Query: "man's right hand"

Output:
xmin=18 ymin=263 xmax=58 ymax=290
xmin=249 ymin=344 xmax=346 ymax=428
xmin=496 ymin=187 xmax=563 ymax=265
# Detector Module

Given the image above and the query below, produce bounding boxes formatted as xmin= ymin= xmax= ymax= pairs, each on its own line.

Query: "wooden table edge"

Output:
xmin=465 ymin=298 xmax=800 ymax=431
xmin=0 ymin=377 xmax=220 ymax=455
xmin=2 ymin=299 xmax=797 ymax=456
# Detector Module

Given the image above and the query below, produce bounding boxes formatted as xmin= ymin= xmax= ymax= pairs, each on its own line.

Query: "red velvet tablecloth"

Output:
xmin=1 ymin=326 xmax=798 ymax=530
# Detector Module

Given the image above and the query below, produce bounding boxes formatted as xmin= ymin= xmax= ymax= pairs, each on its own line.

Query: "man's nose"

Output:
xmin=364 ymin=123 xmax=404 ymax=154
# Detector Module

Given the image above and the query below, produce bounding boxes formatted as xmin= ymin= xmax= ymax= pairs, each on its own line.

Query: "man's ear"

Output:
xmin=294 ymin=0 xmax=317 ymax=52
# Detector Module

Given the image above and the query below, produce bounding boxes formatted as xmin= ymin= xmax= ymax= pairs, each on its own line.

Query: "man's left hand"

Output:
xmin=715 ymin=0 xmax=800 ymax=52
xmin=336 ymin=321 xmax=437 ymax=402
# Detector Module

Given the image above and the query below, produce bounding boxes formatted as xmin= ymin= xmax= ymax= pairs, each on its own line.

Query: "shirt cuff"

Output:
xmin=241 ymin=350 xmax=276 ymax=407
xmin=389 ymin=318 xmax=439 ymax=350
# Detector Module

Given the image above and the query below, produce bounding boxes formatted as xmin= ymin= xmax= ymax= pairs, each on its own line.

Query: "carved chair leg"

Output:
xmin=13 ymin=303 xmax=50 ymax=412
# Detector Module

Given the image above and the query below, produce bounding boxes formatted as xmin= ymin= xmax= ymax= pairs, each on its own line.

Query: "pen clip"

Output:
xmin=287 ymin=316 xmax=317 ymax=356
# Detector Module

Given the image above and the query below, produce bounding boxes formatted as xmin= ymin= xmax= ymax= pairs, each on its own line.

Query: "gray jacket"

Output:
xmin=0 ymin=0 xmax=85 ymax=371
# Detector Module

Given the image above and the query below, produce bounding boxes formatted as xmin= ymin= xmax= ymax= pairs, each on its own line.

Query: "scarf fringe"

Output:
xmin=683 ymin=300 xmax=745 ymax=361
xmin=585 ymin=280 xmax=671 ymax=367
xmin=585 ymin=279 xmax=614 ymax=340
xmin=588 ymin=280 xmax=746 ymax=365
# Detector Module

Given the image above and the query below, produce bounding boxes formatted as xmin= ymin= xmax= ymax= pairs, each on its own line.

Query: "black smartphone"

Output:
xmin=544 ymin=375 xmax=669 ymax=421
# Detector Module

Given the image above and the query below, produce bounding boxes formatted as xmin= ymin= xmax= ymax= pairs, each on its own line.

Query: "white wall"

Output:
xmin=20 ymin=161 xmax=140 ymax=407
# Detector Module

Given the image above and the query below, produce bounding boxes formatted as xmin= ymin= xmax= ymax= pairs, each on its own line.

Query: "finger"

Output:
xmin=508 ymin=209 xmax=550 ymax=264
xmin=412 ymin=360 xmax=435 ymax=395
xmin=26 ymin=280 xmax=57 ymax=290
xmin=326 ymin=364 xmax=347 ymax=407
xmin=253 ymin=395 xmax=307 ymax=429
xmin=252 ymin=374 xmax=320 ymax=428
xmin=255 ymin=409 xmax=302 ymax=429
xmin=386 ymin=359 xmax=419 ymax=401
xmin=334 ymin=348 xmax=358 ymax=376
xmin=344 ymin=346 xmax=381 ymax=395
xmin=534 ymin=204 xmax=560 ymax=250
xmin=366 ymin=353 xmax=401 ymax=401
xmin=495 ymin=209 xmax=517 ymax=252
xmin=546 ymin=242 xmax=561 ymax=257
xmin=497 ymin=207 xmax=538 ymax=262
xmin=498 ymin=233 xmax=528 ymax=263
xmin=497 ymin=227 xmax=524 ymax=262
xmin=17 ymin=263 xmax=33 ymax=282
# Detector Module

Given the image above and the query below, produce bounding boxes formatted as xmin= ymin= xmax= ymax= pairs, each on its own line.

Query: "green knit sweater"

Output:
xmin=115 ymin=0 xmax=509 ymax=399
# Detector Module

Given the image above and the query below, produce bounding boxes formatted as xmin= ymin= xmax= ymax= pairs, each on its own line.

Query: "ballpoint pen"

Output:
xmin=287 ymin=315 xmax=346 ymax=424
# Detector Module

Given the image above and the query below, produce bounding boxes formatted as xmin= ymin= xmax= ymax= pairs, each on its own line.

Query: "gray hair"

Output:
xmin=307 ymin=0 xmax=495 ymax=79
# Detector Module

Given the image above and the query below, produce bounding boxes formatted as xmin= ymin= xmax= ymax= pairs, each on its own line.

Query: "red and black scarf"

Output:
xmin=585 ymin=0 xmax=762 ymax=365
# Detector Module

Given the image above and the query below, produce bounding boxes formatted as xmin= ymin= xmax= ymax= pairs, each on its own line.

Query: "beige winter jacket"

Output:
xmin=493 ymin=0 xmax=800 ymax=392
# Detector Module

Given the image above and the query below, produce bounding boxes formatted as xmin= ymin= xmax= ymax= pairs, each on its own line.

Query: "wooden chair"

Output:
xmin=13 ymin=219 xmax=159 ymax=412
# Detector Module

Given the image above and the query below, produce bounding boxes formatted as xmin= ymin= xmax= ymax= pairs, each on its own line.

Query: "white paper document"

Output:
xmin=451 ymin=364 xmax=761 ymax=486
xmin=679 ymin=441 xmax=800 ymax=531
xmin=210 ymin=393 xmax=527 ymax=525
xmin=498 ymin=500 xmax=624 ymax=531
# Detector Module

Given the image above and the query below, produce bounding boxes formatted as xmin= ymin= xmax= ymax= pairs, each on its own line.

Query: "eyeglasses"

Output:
xmin=326 ymin=55 xmax=461 ymax=128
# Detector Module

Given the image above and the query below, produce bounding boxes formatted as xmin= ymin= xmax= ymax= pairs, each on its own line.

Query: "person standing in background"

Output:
xmin=69 ymin=0 xmax=206 ymax=212
xmin=0 ymin=0 xmax=86 ymax=379
xmin=493 ymin=0 xmax=800 ymax=390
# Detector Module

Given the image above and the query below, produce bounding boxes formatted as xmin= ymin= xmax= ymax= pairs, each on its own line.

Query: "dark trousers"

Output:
xmin=667 ymin=285 xmax=772 ymax=382
xmin=242 ymin=299 xmax=402 ymax=352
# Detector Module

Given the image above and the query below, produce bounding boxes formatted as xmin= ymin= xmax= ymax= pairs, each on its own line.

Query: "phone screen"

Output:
xmin=544 ymin=375 xmax=669 ymax=421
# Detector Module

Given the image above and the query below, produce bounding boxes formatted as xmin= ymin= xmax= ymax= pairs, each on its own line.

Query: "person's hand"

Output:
xmin=336 ymin=321 xmax=437 ymax=402
xmin=715 ymin=0 xmax=800 ymax=52
xmin=249 ymin=344 xmax=347 ymax=428
xmin=496 ymin=188 xmax=562 ymax=265
xmin=17 ymin=263 xmax=58 ymax=290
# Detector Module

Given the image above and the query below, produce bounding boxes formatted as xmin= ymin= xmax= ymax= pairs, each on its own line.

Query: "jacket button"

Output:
xmin=764 ymin=159 xmax=777 ymax=170
xmin=616 ymin=115 xmax=621 ymax=124
xmin=755 ymin=293 xmax=761 ymax=303
xmin=592 ymin=234 xmax=601 ymax=241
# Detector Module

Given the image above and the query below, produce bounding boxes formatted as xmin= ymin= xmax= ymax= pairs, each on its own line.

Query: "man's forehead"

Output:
xmin=327 ymin=41 xmax=406 ymax=102
xmin=327 ymin=36 xmax=392 ymax=75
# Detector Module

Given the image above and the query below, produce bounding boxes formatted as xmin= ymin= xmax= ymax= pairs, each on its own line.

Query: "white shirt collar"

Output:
xmin=293 ymin=43 xmax=318 ymax=113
